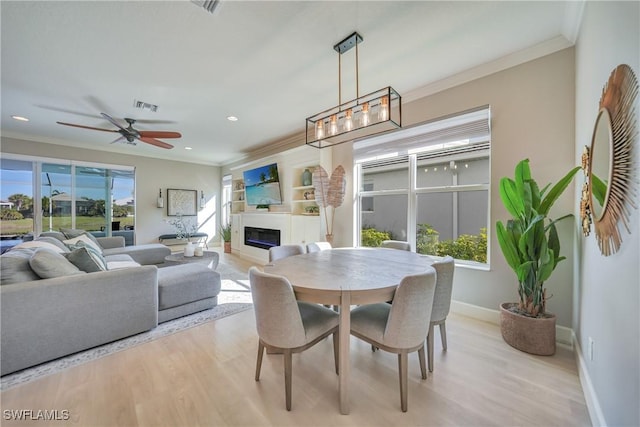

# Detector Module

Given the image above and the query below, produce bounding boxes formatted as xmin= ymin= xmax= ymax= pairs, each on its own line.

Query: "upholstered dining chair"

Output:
xmin=350 ymin=269 xmax=437 ymax=412
xmin=248 ymin=267 xmax=339 ymax=411
xmin=427 ymin=256 xmax=455 ymax=372
xmin=268 ymin=244 xmax=305 ymax=262
xmin=381 ymin=240 xmax=411 ymax=251
xmin=306 ymin=241 xmax=332 ymax=253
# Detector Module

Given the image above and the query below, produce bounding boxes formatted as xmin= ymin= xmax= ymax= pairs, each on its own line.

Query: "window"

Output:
xmin=221 ymin=174 xmax=232 ymax=226
xmin=355 ymin=106 xmax=490 ymax=266
xmin=1 ymin=155 xmax=135 ymax=237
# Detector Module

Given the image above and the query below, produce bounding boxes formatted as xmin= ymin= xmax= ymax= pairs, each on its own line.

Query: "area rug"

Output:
xmin=1 ymin=261 xmax=252 ymax=391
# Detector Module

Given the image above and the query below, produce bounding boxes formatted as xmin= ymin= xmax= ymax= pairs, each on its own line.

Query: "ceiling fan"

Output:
xmin=56 ymin=112 xmax=181 ymax=149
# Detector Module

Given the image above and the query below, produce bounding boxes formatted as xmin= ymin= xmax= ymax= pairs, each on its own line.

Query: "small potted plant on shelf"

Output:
xmin=219 ymin=223 xmax=232 ymax=253
xmin=496 ymin=158 xmax=580 ymax=355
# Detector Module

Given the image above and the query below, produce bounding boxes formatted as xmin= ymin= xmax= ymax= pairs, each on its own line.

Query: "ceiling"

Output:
xmin=1 ymin=1 xmax=582 ymax=166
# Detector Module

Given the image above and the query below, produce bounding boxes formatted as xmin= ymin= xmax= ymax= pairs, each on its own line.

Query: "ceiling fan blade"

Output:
xmin=138 ymin=131 xmax=182 ymax=139
xmin=56 ymin=121 xmax=119 ymax=133
xmin=138 ymin=137 xmax=174 ymax=149
xmin=100 ymin=112 xmax=127 ymax=131
xmin=110 ymin=136 xmax=126 ymax=144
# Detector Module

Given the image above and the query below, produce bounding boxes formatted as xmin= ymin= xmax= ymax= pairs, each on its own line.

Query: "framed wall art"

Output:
xmin=166 ymin=189 xmax=198 ymax=216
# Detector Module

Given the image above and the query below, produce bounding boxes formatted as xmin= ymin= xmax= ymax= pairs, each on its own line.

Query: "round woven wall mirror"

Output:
xmin=588 ymin=64 xmax=638 ymax=256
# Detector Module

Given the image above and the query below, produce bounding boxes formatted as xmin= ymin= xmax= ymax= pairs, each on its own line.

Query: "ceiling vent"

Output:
xmin=191 ymin=0 xmax=220 ymax=14
xmin=133 ymin=100 xmax=158 ymax=112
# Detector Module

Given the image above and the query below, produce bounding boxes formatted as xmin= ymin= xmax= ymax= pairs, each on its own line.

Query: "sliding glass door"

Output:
xmin=1 ymin=155 xmax=135 ymax=237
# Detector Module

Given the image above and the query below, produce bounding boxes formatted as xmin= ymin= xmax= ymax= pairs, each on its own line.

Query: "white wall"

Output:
xmin=574 ymin=2 xmax=639 ymax=426
xmin=1 ymin=137 xmax=221 ymax=246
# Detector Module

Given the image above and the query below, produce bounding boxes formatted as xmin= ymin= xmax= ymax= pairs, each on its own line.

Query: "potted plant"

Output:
xmin=219 ymin=223 xmax=232 ymax=253
xmin=496 ymin=159 xmax=580 ymax=355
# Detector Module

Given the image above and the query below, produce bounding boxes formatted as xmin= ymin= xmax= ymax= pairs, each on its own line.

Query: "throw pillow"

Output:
xmin=34 ymin=236 xmax=70 ymax=253
xmin=0 ymin=248 xmax=39 ymax=285
xmin=29 ymin=247 xmax=84 ymax=279
xmin=63 ymin=234 xmax=103 ymax=254
xmin=12 ymin=240 xmax=69 ymax=254
xmin=60 ymin=228 xmax=86 ymax=239
xmin=65 ymin=246 xmax=108 ymax=273
xmin=60 ymin=229 xmax=103 ymax=250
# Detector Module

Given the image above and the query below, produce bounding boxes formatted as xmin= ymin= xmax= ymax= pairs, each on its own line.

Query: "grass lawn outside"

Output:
xmin=0 ymin=216 xmax=134 ymax=237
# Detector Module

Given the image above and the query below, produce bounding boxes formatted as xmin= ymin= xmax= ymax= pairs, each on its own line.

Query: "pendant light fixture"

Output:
xmin=305 ymin=32 xmax=401 ymax=149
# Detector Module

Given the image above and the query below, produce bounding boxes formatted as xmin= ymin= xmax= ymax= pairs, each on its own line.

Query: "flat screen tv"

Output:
xmin=243 ymin=163 xmax=283 ymax=206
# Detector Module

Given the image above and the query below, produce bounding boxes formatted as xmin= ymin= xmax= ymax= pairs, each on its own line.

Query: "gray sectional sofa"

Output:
xmin=0 ymin=232 xmax=221 ymax=376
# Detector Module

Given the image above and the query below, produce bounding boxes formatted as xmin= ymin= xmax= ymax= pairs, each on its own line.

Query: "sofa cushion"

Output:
xmin=0 ymin=248 xmax=39 ymax=285
xmin=65 ymin=246 xmax=108 ymax=272
xmin=102 ymin=244 xmax=171 ymax=265
xmin=12 ymin=240 xmax=68 ymax=254
xmin=29 ymin=248 xmax=84 ymax=279
xmin=63 ymin=234 xmax=103 ymax=254
xmin=157 ymin=264 xmax=221 ymax=310
xmin=105 ymin=254 xmax=141 ymax=270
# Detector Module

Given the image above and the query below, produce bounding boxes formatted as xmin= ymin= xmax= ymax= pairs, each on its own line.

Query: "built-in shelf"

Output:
xmin=231 ymin=179 xmax=245 ymax=213
xmin=291 ymin=165 xmax=319 ymax=215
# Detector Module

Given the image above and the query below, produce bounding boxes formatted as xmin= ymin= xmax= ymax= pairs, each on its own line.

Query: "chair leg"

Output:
xmin=332 ymin=331 xmax=339 ymax=375
xmin=398 ymin=352 xmax=408 ymax=412
xmin=428 ymin=323 xmax=435 ymax=372
xmin=255 ymin=341 xmax=265 ymax=381
xmin=439 ymin=322 xmax=447 ymax=351
xmin=284 ymin=349 xmax=293 ymax=411
xmin=418 ymin=343 xmax=427 ymax=380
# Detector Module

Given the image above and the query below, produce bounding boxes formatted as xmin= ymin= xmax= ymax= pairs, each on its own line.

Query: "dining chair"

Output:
xmin=427 ymin=256 xmax=455 ymax=372
xmin=381 ymin=240 xmax=411 ymax=251
xmin=306 ymin=241 xmax=332 ymax=253
xmin=268 ymin=244 xmax=305 ymax=262
xmin=248 ymin=267 xmax=339 ymax=411
xmin=350 ymin=269 xmax=437 ymax=412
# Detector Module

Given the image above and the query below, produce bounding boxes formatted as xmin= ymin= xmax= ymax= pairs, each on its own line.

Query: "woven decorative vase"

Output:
xmin=500 ymin=302 xmax=556 ymax=356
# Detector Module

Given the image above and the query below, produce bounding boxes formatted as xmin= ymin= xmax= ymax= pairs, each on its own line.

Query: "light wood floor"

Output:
xmin=0 ymin=250 xmax=591 ymax=426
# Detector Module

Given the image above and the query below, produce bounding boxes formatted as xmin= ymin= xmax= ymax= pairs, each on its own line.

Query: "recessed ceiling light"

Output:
xmin=227 ymin=116 xmax=238 ymax=122
xmin=185 ymin=146 xmax=193 ymax=150
xmin=11 ymin=115 xmax=29 ymax=122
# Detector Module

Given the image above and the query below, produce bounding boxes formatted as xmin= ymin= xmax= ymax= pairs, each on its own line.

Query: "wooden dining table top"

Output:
xmin=265 ymin=247 xmax=434 ymax=293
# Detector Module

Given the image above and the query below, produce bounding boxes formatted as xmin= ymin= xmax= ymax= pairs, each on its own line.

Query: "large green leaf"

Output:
xmin=514 ymin=160 xmax=532 ymax=219
xmin=499 ymin=178 xmax=524 ymax=219
xmin=539 ymin=166 xmax=581 ymax=215
xmin=496 ymin=221 xmax=522 ymax=273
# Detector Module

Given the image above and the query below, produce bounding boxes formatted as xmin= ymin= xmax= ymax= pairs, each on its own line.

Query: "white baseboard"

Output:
xmin=450 ymin=300 xmax=572 ymax=346
xmin=573 ymin=332 xmax=606 ymax=427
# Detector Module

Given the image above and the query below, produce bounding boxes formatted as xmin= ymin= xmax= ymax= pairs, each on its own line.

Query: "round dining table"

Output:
xmin=265 ymin=247 xmax=434 ymax=415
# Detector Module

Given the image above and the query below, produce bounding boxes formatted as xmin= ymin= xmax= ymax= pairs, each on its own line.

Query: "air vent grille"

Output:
xmin=191 ymin=0 xmax=220 ymax=14
xmin=133 ymin=100 xmax=158 ymax=112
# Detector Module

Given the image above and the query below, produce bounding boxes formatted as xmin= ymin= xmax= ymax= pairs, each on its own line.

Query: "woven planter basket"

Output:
xmin=500 ymin=302 xmax=556 ymax=356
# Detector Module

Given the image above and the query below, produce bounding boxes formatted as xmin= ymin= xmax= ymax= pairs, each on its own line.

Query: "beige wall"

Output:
xmin=1 ymin=137 xmax=221 ymax=245
xmin=333 ymin=48 xmax=577 ymax=327
xmin=574 ymin=2 xmax=639 ymax=425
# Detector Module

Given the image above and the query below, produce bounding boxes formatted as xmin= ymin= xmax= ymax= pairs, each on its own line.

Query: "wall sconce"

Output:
xmin=157 ymin=189 xmax=164 ymax=208
xmin=200 ymin=190 xmax=206 ymax=209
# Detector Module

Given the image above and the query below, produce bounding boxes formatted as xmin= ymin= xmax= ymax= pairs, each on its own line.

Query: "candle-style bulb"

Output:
xmin=361 ymin=102 xmax=370 ymax=127
xmin=343 ymin=109 xmax=353 ymax=131
xmin=379 ymin=96 xmax=389 ymax=121
xmin=315 ymin=120 xmax=325 ymax=139
xmin=329 ymin=114 xmax=338 ymax=135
